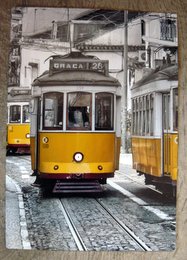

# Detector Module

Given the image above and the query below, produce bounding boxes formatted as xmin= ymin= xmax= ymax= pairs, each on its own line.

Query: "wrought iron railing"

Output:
xmin=160 ymin=19 xmax=177 ymax=42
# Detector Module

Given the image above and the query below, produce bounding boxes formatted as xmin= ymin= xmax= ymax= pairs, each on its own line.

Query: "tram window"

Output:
xmin=132 ymin=98 xmax=138 ymax=135
xmin=149 ymin=94 xmax=154 ymax=136
xmin=132 ymin=94 xmax=154 ymax=136
xmin=163 ymin=94 xmax=170 ymax=131
xmin=67 ymin=92 xmax=91 ymax=130
xmin=145 ymin=95 xmax=150 ymax=134
xmin=23 ymin=105 xmax=30 ymax=123
xmin=132 ymin=99 xmax=136 ymax=135
xmin=9 ymin=105 xmax=21 ymax=123
xmin=142 ymin=96 xmax=146 ymax=135
xmin=95 ymin=93 xmax=114 ymax=130
xmin=43 ymin=92 xmax=63 ymax=130
xmin=135 ymin=99 xmax=138 ymax=134
xmin=173 ymin=88 xmax=178 ymax=131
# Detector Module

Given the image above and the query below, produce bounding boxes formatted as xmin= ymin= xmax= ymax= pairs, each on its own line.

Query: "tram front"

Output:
xmin=30 ymin=52 xmax=121 ymax=193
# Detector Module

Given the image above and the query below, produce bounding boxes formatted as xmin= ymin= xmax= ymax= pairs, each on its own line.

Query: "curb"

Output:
xmin=6 ymin=175 xmax=31 ymax=249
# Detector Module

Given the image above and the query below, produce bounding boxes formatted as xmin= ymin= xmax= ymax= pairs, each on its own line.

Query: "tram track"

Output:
xmin=95 ymin=198 xmax=152 ymax=251
xmin=58 ymin=199 xmax=88 ymax=251
xmin=6 ymin=155 xmax=176 ymax=251
xmin=58 ymin=197 xmax=152 ymax=251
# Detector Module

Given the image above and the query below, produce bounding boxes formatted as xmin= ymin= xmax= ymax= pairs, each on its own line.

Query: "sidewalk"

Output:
xmin=119 ymin=153 xmax=132 ymax=166
xmin=6 ymin=175 xmax=31 ymax=249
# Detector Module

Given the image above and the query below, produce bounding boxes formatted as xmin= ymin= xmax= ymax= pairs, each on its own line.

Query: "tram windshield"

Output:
xmin=43 ymin=92 xmax=63 ymax=129
xmin=95 ymin=93 xmax=114 ymax=130
xmin=42 ymin=91 xmax=115 ymax=131
xmin=9 ymin=105 xmax=21 ymax=123
xmin=67 ymin=92 xmax=91 ymax=130
xmin=23 ymin=105 xmax=30 ymax=123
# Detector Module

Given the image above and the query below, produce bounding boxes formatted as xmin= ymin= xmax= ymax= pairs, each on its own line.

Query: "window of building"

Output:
xmin=57 ymin=24 xmax=69 ymax=42
xmin=95 ymin=93 xmax=114 ymax=131
xmin=28 ymin=62 xmax=38 ymax=83
xmin=141 ymin=20 xmax=145 ymax=44
xmin=73 ymin=23 xmax=103 ymax=43
xmin=67 ymin=92 xmax=91 ymax=130
xmin=9 ymin=105 xmax=21 ymax=123
xmin=160 ymin=18 xmax=176 ymax=42
xmin=43 ymin=92 xmax=63 ymax=130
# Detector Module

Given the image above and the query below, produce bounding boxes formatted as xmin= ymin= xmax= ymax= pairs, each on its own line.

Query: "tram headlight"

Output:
xmin=54 ymin=165 xmax=59 ymax=170
xmin=98 ymin=165 xmax=103 ymax=171
xmin=42 ymin=137 xmax=49 ymax=143
xmin=73 ymin=152 xmax=84 ymax=162
xmin=174 ymin=137 xmax=178 ymax=144
xmin=26 ymin=133 xmax=30 ymax=138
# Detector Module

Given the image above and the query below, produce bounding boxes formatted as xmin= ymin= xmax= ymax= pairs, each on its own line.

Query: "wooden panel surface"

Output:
xmin=1 ymin=1 xmax=187 ymax=259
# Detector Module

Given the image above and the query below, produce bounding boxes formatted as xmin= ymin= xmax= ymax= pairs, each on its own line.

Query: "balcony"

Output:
xmin=160 ymin=19 xmax=177 ymax=42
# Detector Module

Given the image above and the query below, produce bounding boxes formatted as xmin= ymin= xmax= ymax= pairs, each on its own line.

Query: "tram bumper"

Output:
xmin=36 ymin=172 xmax=114 ymax=182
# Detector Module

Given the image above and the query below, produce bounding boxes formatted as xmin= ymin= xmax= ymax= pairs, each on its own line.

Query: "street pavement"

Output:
xmin=5 ymin=153 xmax=132 ymax=249
xmin=6 ymin=175 xmax=31 ymax=249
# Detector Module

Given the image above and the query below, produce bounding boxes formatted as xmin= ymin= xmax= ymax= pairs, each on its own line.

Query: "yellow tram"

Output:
xmin=30 ymin=52 xmax=121 ymax=193
xmin=7 ymin=101 xmax=30 ymax=154
xmin=131 ymin=65 xmax=178 ymax=196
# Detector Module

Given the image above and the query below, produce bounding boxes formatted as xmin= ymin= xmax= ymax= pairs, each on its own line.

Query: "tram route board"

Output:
xmin=49 ymin=59 xmax=109 ymax=76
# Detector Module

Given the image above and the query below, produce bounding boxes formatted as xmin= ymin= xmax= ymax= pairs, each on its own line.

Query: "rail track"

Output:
xmin=59 ymin=199 xmax=88 ymax=251
xmin=95 ymin=198 xmax=152 ymax=251
xmin=58 ymin=197 xmax=152 ymax=251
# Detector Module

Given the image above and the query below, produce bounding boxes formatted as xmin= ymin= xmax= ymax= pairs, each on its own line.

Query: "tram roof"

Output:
xmin=44 ymin=51 xmax=100 ymax=62
xmin=33 ymin=52 xmax=120 ymax=87
xmin=132 ymin=64 xmax=178 ymax=90
xmin=32 ymin=70 xmax=120 ymax=87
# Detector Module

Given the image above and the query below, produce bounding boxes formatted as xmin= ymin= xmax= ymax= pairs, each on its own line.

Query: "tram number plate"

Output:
xmin=50 ymin=60 xmax=108 ymax=75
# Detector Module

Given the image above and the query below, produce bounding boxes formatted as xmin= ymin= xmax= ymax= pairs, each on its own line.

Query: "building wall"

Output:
xmin=78 ymin=18 xmax=143 ymax=46
xmin=22 ymin=8 xmax=92 ymax=37
xmin=20 ymin=46 xmax=68 ymax=87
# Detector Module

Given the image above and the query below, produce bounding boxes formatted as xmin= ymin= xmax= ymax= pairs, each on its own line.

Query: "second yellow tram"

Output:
xmin=30 ymin=52 xmax=122 ymax=193
xmin=7 ymin=101 xmax=30 ymax=154
xmin=131 ymin=65 xmax=178 ymax=196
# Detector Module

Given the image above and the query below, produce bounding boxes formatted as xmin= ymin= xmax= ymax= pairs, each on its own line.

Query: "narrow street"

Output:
xmin=6 ymin=154 xmax=176 ymax=251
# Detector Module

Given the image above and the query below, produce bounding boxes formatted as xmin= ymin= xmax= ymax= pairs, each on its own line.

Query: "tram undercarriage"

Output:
xmin=33 ymin=173 xmax=112 ymax=193
xmin=139 ymin=172 xmax=177 ymax=197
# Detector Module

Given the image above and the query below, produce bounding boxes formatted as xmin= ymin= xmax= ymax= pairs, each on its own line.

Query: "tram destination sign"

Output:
xmin=49 ymin=59 xmax=109 ymax=76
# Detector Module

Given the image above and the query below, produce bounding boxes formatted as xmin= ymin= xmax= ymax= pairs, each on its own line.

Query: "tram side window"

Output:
xmin=67 ymin=92 xmax=91 ymax=130
xmin=163 ymin=94 xmax=170 ymax=131
xmin=148 ymin=94 xmax=154 ymax=136
xmin=132 ymin=94 xmax=154 ymax=136
xmin=43 ymin=92 xmax=63 ymax=130
xmin=9 ymin=105 xmax=21 ymax=123
xmin=95 ymin=93 xmax=114 ymax=130
xmin=173 ymin=88 xmax=178 ymax=131
xmin=132 ymin=98 xmax=140 ymax=135
xmin=23 ymin=105 xmax=30 ymax=123
xmin=132 ymin=99 xmax=136 ymax=134
xmin=135 ymin=99 xmax=139 ymax=134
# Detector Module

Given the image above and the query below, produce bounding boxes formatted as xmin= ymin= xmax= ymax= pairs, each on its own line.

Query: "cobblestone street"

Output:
xmin=6 ymin=154 xmax=176 ymax=251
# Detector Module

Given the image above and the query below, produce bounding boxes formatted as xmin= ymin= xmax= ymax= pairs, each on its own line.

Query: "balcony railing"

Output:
xmin=160 ymin=19 xmax=177 ymax=42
